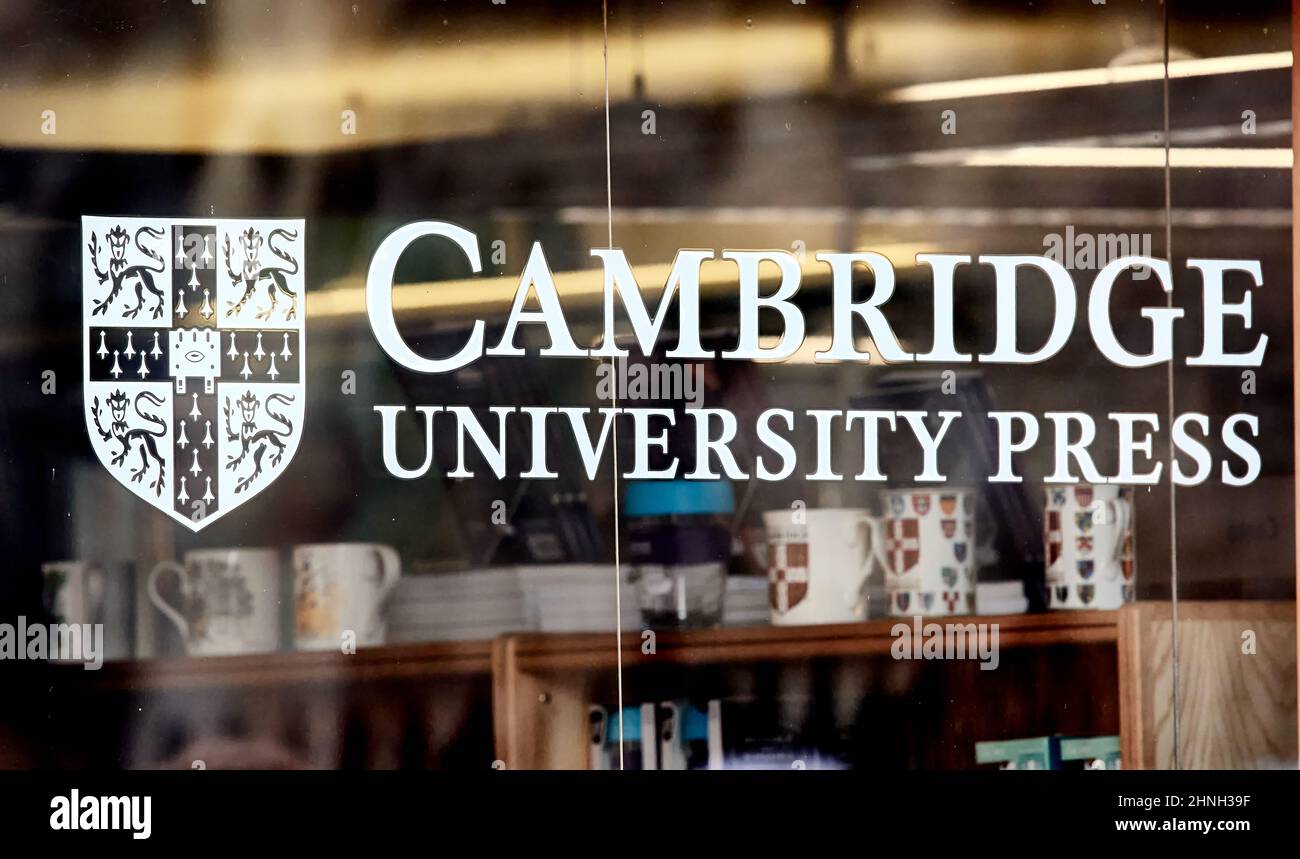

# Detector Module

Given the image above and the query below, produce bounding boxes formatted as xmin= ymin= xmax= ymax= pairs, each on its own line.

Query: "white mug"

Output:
xmin=1044 ymin=485 xmax=1135 ymax=610
xmin=292 ymin=543 xmax=401 ymax=650
xmin=763 ymin=509 xmax=886 ymax=626
xmin=877 ymin=488 xmax=977 ymax=617
xmin=42 ymin=561 xmax=104 ymax=626
xmin=148 ymin=548 xmax=282 ymax=656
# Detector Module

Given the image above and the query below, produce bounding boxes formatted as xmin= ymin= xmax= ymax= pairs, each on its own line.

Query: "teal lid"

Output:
xmin=680 ymin=705 xmax=709 ymax=741
xmin=605 ymin=707 xmax=644 ymax=743
xmin=624 ymin=480 xmax=734 ymax=517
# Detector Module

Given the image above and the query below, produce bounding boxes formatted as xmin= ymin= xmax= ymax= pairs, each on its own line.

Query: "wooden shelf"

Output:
xmin=492 ymin=611 xmax=1123 ymax=770
xmin=499 ymin=611 xmax=1120 ymax=674
xmin=493 ymin=603 xmax=1296 ymax=770
xmin=58 ymin=613 xmax=1114 ymax=692
xmin=66 ymin=639 xmax=494 ymax=691
xmin=38 ymin=602 xmax=1296 ymax=770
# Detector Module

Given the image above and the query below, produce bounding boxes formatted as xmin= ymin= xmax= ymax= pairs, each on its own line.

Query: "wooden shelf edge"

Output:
xmin=506 ymin=611 xmax=1121 ymax=672
xmin=66 ymin=639 xmax=495 ymax=691
xmin=73 ymin=602 xmax=1290 ymax=691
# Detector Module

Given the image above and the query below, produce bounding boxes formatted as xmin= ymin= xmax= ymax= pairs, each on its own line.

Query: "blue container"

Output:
xmin=625 ymin=480 xmax=733 ymax=629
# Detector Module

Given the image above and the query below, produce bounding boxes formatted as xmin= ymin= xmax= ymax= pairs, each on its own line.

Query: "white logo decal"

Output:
xmin=82 ymin=216 xmax=305 ymax=530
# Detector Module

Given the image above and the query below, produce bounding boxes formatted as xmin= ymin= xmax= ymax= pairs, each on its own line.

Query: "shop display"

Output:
xmin=588 ymin=705 xmax=659 ymax=771
xmin=880 ymin=488 xmax=978 ymax=617
xmin=1060 ymin=736 xmax=1122 ymax=771
xmin=976 ymin=736 xmax=1063 ymax=770
xmin=978 ymin=735 xmax=1123 ymax=771
xmin=40 ymin=560 xmax=135 ymax=661
xmin=586 ymin=698 xmax=847 ymax=771
xmin=0 ymin=0 xmax=1295 ymax=829
xmin=41 ymin=561 xmax=105 ymax=633
xmin=709 ymin=698 xmax=850 ymax=771
xmin=657 ymin=700 xmax=712 ymax=770
xmin=974 ymin=581 xmax=1029 ymax=616
xmin=1043 ymin=486 xmax=1137 ymax=610
xmin=626 ymin=480 xmax=733 ymax=629
xmin=520 ymin=564 xmax=640 ymax=633
xmin=386 ymin=567 xmax=528 ymax=643
xmin=763 ymin=507 xmax=885 ymax=625
xmin=720 ymin=576 xmax=769 ymax=628
xmin=291 ymin=543 xmax=400 ymax=650
xmin=147 ymin=548 xmax=282 ymax=656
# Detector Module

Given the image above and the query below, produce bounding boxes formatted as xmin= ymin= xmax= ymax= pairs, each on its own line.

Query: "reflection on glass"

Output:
xmin=0 ymin=0 xmax=1292 ymax=772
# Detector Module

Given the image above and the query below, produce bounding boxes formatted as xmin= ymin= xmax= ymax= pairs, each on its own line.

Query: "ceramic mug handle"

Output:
xmin=837 ymin=517 xmax=889 ymax=615
xmin=1045 ymin=548 xmax=1064 ymax=584
xmin=1104 ymin=498 xmax=1133 ymax=577
xmin=85 ymin=566 xmax=106 ymax=620
xmin=374 ymin=545 xmax=401 ymax=598
xmin=869 ymin=514 xmax=897 ymax=588
xmin=147 ymin=561 xmax=191 ymax=645
xmin=1106 ymin=498 xmax=1132 ymax=538
xmin=367 ymin=545 xmax=402 ymax=642
xmin=848 ymin=514 xmax=888 ymax=613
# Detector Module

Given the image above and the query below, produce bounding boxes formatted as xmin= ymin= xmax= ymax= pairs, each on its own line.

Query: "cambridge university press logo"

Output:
xmin=82 ymin=217 xmax=306 ymax=530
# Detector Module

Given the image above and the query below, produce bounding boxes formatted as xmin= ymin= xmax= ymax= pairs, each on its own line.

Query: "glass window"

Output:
xmin=0 ymin=0 xmax=1293 ymax=784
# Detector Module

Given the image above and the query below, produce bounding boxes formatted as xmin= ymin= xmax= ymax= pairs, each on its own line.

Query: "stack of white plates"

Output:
xmin=386 ymin=568 xmax=531 ymax=643
xmin=388 ymin=565 xmax=779 ymax=641
xmin=519 ymin=564 xmax=640 ymax=633
xmin=976 ymin=580 xmax=1029 ymax=615
xmin=722 ymin=576 xmax=770 ymax=627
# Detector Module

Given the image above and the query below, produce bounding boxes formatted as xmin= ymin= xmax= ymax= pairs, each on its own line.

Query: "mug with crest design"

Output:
xmin=874 ymin=488 xmax=977 ymax=617
xmin=763 ymin=508 xmax=887 ymax=625
xmin=1043 ymin=485 xmax=1135 ymax=610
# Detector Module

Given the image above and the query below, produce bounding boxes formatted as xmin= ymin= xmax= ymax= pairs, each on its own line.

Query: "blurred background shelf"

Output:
xmin=54 ymin=611 xmax=1116 ymax=692
xmin=36 ymin=602 xmax=1295 ymax=770
xmin=43 ymin=639 xmax=497 ymax=769
xmin=494 ymin=610 xmax=1127 ymax=771
xmin=70 ymin=639 xmax=496 ymax=691
xmin=493 ymin=602 xmax=1296 ymax=770
xmin=499 ymin=611 xmax=1119 ymax=673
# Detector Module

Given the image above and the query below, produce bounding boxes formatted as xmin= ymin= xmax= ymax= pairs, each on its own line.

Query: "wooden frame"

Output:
xmin=1120 ymin=602 xmax=1297 ymax=769
xmin=1293 ymin=0 xmax=1300 ymax=757
xmin=493 ymin=611 xmax=1121 ymax=769
xmin=494 ymin=604 xmax=1295 ymax=770
xmin=50 ymin=601 xmax=1296 ymax=769
xmin=79 ymin=639 xmax=493 ymax=691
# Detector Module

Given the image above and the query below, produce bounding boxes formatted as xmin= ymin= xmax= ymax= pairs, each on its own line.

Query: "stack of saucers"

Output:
xmin=386 ymin=568 xmax=531 ymax=643
xmin=722 ymin=576 xmax=771 ymax=627
xmin=518 ymin=564 xmax=640 ymax=633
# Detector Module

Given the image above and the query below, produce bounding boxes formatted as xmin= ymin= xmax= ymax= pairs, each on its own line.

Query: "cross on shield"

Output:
xmin=768 ymin=541 xmax=809 ymax=612
xmin=1044 ymin=509 xmax=1062 ymax=567
xmin=83 ymin=216 xmax=306 ymax=531
xmin=886 ymin=518 xmax=920 ymax=576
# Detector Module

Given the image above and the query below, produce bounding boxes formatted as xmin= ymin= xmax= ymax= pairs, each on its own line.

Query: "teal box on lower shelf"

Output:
xmin=975 ymin=736 xmax=1062 ymax=770
xmin=1060 ymin=736 xmax=1121 ymax=770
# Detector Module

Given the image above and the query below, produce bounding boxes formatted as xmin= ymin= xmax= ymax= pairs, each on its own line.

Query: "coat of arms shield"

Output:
xmin=768 ymin=541 xmax=809 ymax=612
xmin=82 ymin=216 xmax=305 ymax=531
